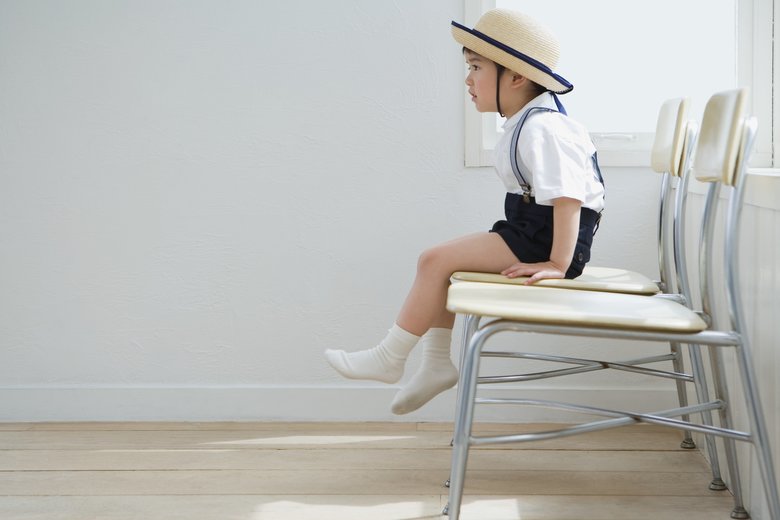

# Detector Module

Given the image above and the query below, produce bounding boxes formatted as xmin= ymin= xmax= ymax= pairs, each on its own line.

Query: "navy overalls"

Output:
xmin=490 ymin=105 xmax=604 ymax=279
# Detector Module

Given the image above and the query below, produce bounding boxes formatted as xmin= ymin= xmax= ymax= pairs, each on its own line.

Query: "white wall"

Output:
xmin=0 ymin=0 xmax=669 ymax=422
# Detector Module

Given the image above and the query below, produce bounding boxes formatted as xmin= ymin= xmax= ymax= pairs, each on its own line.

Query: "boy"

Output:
xmin=325 ymin=8 xmax=604 ymax=415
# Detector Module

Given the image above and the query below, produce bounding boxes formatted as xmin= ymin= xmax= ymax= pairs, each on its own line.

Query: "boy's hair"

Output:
xmin=528 ymin=81 xmax=547 ymax=97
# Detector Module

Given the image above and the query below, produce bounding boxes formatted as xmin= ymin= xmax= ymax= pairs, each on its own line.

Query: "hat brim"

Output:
xmin=452 ymin=21 xmax=573 ymax=95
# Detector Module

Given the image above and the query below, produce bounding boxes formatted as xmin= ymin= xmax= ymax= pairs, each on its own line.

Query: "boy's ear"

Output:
xmin=509 ymin=74 xmax=530 ymax=89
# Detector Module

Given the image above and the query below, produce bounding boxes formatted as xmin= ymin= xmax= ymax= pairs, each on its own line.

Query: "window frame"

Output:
xmin=463 ymin=0 xmax=775 ymax=168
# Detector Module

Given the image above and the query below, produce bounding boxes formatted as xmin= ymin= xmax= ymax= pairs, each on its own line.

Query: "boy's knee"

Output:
xmin=417 ymin=245 xmax=448 ymax=275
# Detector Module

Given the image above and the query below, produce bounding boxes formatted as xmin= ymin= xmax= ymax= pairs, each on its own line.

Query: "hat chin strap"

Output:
xmin=495 ymin=66 xmax=568 ymax=118
xmin=552 ymin=92 xmax=568 ymax=115
xmin=495 ymin=64 xmax=505 ymax=117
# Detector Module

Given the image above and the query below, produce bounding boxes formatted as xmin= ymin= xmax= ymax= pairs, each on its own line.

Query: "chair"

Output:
xmin=449 ymin=97 xmax=730 ymax=493
xmin=451 ymin=95 xmax=696 ymax=297
xmin=443 ymin=88 xmax=780 ymax=519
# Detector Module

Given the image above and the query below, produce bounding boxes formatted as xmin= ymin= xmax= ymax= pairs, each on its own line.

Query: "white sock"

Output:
xmin=324 ymin=324 xmax=420 ymax=384
xmin=391 ymin=328 xmax=458 ymax=415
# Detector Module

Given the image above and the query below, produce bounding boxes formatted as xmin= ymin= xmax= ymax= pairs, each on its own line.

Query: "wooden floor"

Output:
xmin=0 ymin=421 xmax=736 ymax=519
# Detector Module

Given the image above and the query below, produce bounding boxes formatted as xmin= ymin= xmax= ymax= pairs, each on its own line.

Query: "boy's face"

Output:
xmin=464 ymin=50 xmax=499 ymax=113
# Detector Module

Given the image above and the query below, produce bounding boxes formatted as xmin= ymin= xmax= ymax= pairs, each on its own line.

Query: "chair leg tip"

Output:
xmin=680 ymin=438 xmax=696 ymax=449
xmin=730 ymin=506 xmax=750 ymax=519
xmin=709 ymin=478 xmax=728 ymax=491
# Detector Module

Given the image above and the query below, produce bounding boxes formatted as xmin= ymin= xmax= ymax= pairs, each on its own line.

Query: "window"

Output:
xmin=464 ymin=0 xmax=774 ymax=168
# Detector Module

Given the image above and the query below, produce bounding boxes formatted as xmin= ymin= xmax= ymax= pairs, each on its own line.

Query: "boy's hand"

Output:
xmin=501 ymin=260 xmax=566 ymax=285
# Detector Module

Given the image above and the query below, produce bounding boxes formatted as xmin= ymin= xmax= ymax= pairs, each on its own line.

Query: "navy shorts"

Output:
xmin=490 ymin=193 xmax=599 ymax=279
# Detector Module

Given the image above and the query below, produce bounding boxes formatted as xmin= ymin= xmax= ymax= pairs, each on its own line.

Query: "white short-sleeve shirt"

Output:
xmin=493 ymin=92 xmax=605 ymax=213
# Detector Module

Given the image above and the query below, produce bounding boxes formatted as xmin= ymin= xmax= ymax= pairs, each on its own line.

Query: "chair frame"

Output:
xmin=450 ymin=99 xmax=703 ymax=439
xmin=449 ymin=100 xmax=730 ymax=496
xmin=444 ymin=102 xmax=780 ymax=519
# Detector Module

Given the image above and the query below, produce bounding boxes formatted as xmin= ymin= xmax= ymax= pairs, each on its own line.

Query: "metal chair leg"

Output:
xmin=707 ymin=347 xmax=749 ymax=518
xmin=447 ymin=314 xmax=479 ymax=460
xmin=733 ymin=340 xmax=780 ymax=519
xmin=687 ymin=344 xmax=727 ymax=490
xmin=670 ymin=341 xmax=696 ymax=449
xmin=444 ymin=324 xmax=484 ymax=519
xmin=455 ymin=315 xmax=480 ymax=395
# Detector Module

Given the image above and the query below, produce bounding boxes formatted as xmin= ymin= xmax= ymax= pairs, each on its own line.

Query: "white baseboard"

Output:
xmin=0 ymin=384 xmax=680 ymax=423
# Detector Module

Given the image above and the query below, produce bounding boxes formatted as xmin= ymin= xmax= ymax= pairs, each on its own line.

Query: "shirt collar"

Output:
xmin=502 ymin=91 xmax=559 ymax=131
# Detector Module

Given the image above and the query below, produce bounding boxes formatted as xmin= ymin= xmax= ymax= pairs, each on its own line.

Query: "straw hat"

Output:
xmin=451 ymin=8 xmax=573 ymax=94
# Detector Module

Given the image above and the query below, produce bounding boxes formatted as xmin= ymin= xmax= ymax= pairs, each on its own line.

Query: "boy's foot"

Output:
xmin=391 ymin=361 xmax=458 ymax=414
xmin=324 ymin=347 xmax=406 ymax=384
xmin=324 ymin=324 xmax=420 ymax=384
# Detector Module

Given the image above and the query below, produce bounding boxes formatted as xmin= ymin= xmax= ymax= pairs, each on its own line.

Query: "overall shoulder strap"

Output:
xmin=511 ymin=106 xmax=607 ymax=193
xmin=509 ymin=106 xmax=557 ymax=197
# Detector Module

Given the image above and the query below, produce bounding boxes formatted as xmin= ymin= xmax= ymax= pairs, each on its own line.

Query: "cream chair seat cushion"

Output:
xmin=446 ymin=282 xmax=707 ymax=333
xmin=451 ymin=266 xmax=661 ymax=296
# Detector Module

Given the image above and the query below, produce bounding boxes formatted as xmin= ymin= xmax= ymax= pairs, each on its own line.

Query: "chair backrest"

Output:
xmin=724 ymin=116 xmax=758 ymax=334
xmin=692 ymin=88 xmax=748 ymax=186
xmin=671 ymin=118 xmax=700 ymax=304
xmin=650 ymin=97 xmax=692 ymax=292
xmin=651 ymin=97 xmax=690 ymax=177
xmin=687 ymin=88 xmax=753 ymax=323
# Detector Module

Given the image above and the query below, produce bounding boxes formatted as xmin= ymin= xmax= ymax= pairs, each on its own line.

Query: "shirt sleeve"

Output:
xmin=518 ymin=128 xmax=591 ymax=206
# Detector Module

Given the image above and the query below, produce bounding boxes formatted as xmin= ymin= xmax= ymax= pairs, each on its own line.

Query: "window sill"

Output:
xmin=687 ymin=168 xmax=780 ymax=211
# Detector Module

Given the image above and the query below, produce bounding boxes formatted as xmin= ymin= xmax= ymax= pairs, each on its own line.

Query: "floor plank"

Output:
xmin=0 ymin=426 xmax=688 ymax=451
xmin=0 ymin=468 xmax=725 ymax=496
xmin=19 ymin=421 xmax=421 ymax=432
xmin=0 ymin=448 xmax=710 ymax=472
xmin=0 ymin=494 xmax=736 ymax=520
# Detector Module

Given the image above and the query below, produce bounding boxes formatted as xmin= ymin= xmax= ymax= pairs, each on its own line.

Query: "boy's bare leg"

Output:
xmin=325 ymin=232 xmax=518 ymax=391
xmin=390 ymin=232 xmax=518 ymax=413
xmin=396 ymin=232 xmax=519 ymax=335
